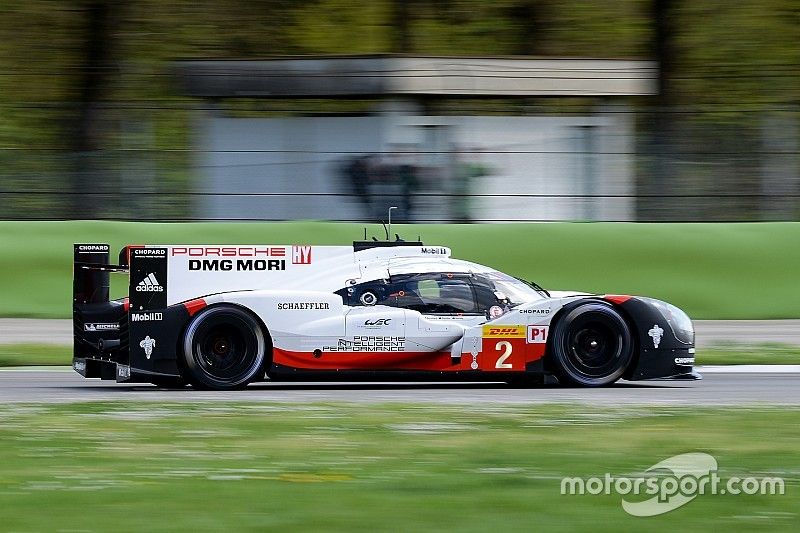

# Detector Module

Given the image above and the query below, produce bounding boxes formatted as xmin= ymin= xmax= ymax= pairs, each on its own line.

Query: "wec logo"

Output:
xmin=365 ymin=319 xmax=391 ymax=326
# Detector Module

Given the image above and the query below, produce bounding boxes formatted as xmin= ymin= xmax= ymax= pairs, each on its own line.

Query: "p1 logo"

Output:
xmin=527 ymin=326 xmax=548 ymax=344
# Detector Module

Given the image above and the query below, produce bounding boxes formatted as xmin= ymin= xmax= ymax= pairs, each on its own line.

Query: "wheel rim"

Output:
xmin=199 ymin=325 xmax=248 ymax=376
xmin=565 ymin=314 xmax=625 ymax=379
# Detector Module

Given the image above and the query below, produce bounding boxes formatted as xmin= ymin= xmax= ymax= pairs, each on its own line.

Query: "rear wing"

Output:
xmin=73 ymin=244 xmax=114 ymax=305
xmin=73 ymin=244 xmax=130 ymax=374
xmin=73 ymin=244 xmax=132 ymax=298
xmin=73 ymin=244 xmax=176 ymax=380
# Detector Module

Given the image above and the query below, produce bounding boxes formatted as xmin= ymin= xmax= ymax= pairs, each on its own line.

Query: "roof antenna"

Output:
xmin=364 ymin=227 xmax=367 ymax=240
xmin=381 ymin=221 xmax=388 ymax=240
xmin=387 ymin=206 xmax=397 ymax=241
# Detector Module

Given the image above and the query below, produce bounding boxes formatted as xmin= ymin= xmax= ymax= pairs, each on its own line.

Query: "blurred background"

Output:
xmin=0 ymin=0 xmax=797 ymax=223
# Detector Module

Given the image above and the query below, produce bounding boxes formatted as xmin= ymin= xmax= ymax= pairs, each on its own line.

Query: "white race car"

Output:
xmin=72 ymin=239 xmax=697 ymax=389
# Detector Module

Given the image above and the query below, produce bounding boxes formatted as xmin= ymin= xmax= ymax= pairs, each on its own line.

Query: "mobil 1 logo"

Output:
xmin=129 ymin=247 xmax=168 ymax=311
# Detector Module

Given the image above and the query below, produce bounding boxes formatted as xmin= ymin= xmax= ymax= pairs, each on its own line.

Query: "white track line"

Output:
xmin=697 ymin=365 xmax=800 ymax=374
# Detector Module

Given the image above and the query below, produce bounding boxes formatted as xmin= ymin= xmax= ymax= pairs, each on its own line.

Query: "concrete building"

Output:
xmin=174 ymin=56 xmax=656 ymax=222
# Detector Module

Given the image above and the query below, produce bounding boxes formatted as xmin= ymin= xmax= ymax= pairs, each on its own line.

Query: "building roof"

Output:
xmin=173 ymin=56 xmax=657 ymax=98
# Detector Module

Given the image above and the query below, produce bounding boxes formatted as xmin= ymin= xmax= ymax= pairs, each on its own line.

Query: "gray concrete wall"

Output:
xmin=195 ymin=111 xmax=635 ymax=222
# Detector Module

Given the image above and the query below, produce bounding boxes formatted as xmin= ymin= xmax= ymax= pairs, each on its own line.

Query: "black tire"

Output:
xmin=181 ymin=305 xmax=267 ymax=390
xmin=550 ymin=302 xmax=633 ymax=387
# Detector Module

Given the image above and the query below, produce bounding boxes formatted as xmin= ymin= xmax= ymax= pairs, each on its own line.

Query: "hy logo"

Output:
xmin=139 ymin=335 xmax=156 ymax=359
xmin=292 ymin=245 xmax=312 ymax=265
xmin=648 ymin=324 xmax=664 ymax=348
xmin=136 ymin=273 xmax=164 ymax=292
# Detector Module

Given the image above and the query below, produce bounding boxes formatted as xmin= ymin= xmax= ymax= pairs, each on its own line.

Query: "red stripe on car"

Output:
xmin=183 ymin=298 xmax=207 ymax=317
xmin=273 ymin=348 xmax=453 ymax=370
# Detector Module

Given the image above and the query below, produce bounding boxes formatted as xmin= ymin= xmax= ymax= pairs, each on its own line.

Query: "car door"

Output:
xmin=385 ymin=273 xmax=476 ymax=352
xmin=336 ymin=275 xmax=468 ymax=369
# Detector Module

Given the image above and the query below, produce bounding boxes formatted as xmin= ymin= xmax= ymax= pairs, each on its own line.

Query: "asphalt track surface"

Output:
xmin=2 ymin=319 xmax=799 ymax=406
xmin=2 ymin=367 xmax=799 ymax=406
xmin=3 ymin=319 xmax=800 ymax=346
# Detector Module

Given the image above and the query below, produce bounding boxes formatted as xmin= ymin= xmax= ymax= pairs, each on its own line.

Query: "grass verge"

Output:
xmin=1 ymin=220 xmax=800 ymax=319
xmin=3 ymin=343 xmax=799 ymax=367
xmin=0 ymin=344 xmax=71 ymax=366
xmin=698 ymin=343 xmax=800 ymax=366
xmin=0 ymin=402 xmax=797 ymax=531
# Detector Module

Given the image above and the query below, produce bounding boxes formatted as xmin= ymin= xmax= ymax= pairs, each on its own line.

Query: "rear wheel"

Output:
xmin=181 ymin=305 xmax=267 ymax=390
xmin=550 ymin=302 xmax=633 ymax=387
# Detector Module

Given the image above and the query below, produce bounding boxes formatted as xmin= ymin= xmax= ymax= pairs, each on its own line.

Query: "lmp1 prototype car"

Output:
xmin=72 ymin=239 xmax=698 ymax=390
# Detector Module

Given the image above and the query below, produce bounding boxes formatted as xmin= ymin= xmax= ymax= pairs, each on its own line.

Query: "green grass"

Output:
xmin=0 ymin=343 xmax=71 ymax=366
xmin=0 ymin=402 xmax=797 ymax=531
xmin=2 ymin=343 xmax=800 ymax=367
xmin=697 ymin=343 xmax=800 ymax=365
xmin=2 ymin=221 xmax=800 ymax=319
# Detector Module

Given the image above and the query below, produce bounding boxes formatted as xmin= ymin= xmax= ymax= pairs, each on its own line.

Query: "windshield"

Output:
xmin=481 ymin=271 xmax=545 ymax=306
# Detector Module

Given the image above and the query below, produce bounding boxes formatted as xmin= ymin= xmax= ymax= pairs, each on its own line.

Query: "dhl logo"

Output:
xmin=482 ymin=325 xmax=526 ymax=338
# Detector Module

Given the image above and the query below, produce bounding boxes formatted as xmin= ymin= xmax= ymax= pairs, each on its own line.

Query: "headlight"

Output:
xmin=647 ymin=299 xmax=694 ymax=345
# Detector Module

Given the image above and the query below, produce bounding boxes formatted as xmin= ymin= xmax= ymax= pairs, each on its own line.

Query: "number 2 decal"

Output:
xmin=495 ymin=340 xmax=513 ymax=369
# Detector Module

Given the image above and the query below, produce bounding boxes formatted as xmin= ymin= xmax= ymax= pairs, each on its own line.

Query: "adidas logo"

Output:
xmin=135 ymin=273 xmax=164 ymax=292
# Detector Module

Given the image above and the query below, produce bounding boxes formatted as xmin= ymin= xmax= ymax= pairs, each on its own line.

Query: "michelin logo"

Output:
xmin=136 ymin=273 xmax=164 ymax=292
xmin=648 ymin=324 xmax=664 ymax=348
xmin=139 ymin=336 xmax=156 ymax=359
xmin=84 ymin=323 xmax=119 ymax=332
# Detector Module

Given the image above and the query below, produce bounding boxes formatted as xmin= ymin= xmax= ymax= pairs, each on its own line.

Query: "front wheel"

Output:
xmin=181 ymin=305 xmax=267 ymax=390
xmin=550 ymin=302 xmax=633 ymax=387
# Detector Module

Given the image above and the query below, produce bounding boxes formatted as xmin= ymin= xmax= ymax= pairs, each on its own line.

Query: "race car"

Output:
xmin=72 ymin=239 xmax=698 ymax=390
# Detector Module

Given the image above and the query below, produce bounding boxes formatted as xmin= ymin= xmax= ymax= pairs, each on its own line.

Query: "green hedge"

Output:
xmin=1 ymin=221 xmax=798 ymax=319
